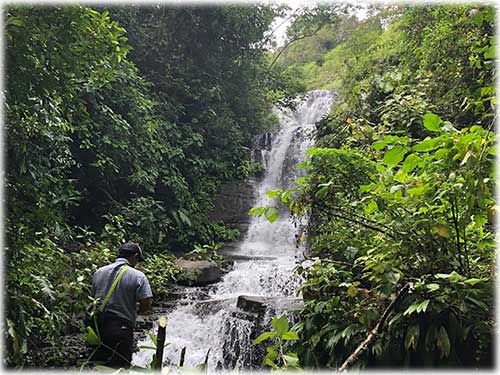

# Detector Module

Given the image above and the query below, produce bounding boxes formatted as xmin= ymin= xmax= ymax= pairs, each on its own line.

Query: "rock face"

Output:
xmin=175 ymin=258 xmax=223 ymax=286
xmin=236 ymin=295 xmax=269 ymax=315
xmin=208 ymin=132 xmax=274 ymax=236
xmin=208 ymin=180 xmax=256 ymax=235
xmin=237 ymin=295 xmax=304 ymax=316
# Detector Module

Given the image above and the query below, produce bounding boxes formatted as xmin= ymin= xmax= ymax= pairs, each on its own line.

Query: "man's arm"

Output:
xmin=137 ymin=297 xmax=152 ymax=315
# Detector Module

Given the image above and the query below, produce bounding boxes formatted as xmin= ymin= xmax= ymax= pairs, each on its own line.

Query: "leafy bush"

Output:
xmin=138 ymin=254 xmax=183 ymax=300
xmin=253 ymin=315 xmax=301 ymax=370
xmin=184 ymin=242 xmax=224 ymax=262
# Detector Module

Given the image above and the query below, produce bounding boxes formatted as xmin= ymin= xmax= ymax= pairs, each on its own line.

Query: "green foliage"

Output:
xmin=249 ymin=206 xmax=281 ymax=223
xmin=238 ymin=160 xmax=266 ymax=179
xmin=204 ymin=223 xmax=241 ymax=243
xmin=291 ymin=109 xmax=494 ymax=368
xmin=139 ymin=255 xmax=182 ymax=300
xmin=253 ymin=315 xmax=301 ymax=370
xmin=184 ymin=242 xmax=224 ymax=262
xmin=290 ymin=109 xmax=494 ymax=368
xmin=268 ymin=5 xmax=495 ymax=369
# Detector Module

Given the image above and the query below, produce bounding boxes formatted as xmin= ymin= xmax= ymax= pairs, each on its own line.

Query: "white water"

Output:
xmin=132 ymin=90 xmax=334 ymax=371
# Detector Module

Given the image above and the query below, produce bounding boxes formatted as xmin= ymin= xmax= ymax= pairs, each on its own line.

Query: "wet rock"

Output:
xmin=26 ymin=334 xmax=88 ymax=369
xmin=208 ymin=180 xmax=256 ymax=235
xmin=192 ymin=297 xmax=234 ymax=315
xmin=221 ymin=253 xmax=277 ymax=262
xmin=237 ymin=295 xmax=304 ymax=315
xmin=175 ymin=259 xmax=223 ymax=286
xmin=136 ymin=315 xmax=154 ymax=330
xmin=237 ymin=295 xmax=268 ymax=315
xmin=220 ymin=312 xmax=260 ymax=370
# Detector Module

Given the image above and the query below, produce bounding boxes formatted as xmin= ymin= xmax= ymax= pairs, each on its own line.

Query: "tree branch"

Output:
xmin=302 ymin=254 xmax=354 ymax=267
xmin=450 ymin=198 xmax=464 ymax=274
xmin=314 ymin=202 xmax=397 ymax=239
xmin=258 ymin=8 xmax=300 ymax=49
xmin=338 ymin=283 xmax=412 ymax=371
xmin=324 ymin=202 xmax=395 ymax=232
xmin=269 ymin=24 xmax=324 ymax=68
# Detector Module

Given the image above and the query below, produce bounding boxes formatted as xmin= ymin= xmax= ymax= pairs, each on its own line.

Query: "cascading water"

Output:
xmin=132 ymin=90 xmax=335 ymax=370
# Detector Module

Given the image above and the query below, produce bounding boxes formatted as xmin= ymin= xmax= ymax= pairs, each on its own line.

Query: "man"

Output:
xmin=90 ymin=242 xmax=153 ymax=368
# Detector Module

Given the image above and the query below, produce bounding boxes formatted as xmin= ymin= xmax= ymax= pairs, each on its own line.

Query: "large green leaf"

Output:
xmin=283 ymin=353 xmax=300 ymax=367
xmin=372 ymin=140 xmax=386 ymax=150
xmin=364 ymin=200 xmax=378 ymax=215
xmin=436 ymin=326 xmax=451 ymax=358
xmin=413 ymin=137 xmax=442 ymax=152
xmin=383 ymin=145 xmax=407 ymax=168
xmin=253 ymin=331 xmax=276 ymax=345
xmin=464 ymin=277 xmax=489 ymax=286
xmin=84 ymin=326 xmax=101 ymax=346
xmin=282 ymin=331 xmax=299 ymax=341
xmin=315 ymin=186 xmax=329 ymax=199
xmin=423 ymin=112 xmax=442 ymax=132
xmin=272 ymin=316 xmax=289 ymax=337
xmin=401 ymin=154 xmax=422 ymax=173
xmin=404 ymin=324 xmax=420 ymax=351
xmin=265 ymin=207 xmax=279 ymax=223
xmin=249 ymin=207 xmax=266 ymax=216
xmin=266 ymin=189 xmax=282 ymax=199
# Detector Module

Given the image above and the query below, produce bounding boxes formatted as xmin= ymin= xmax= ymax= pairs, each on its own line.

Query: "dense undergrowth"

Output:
xmin=261 ymin=5 xmax=496 ymax=369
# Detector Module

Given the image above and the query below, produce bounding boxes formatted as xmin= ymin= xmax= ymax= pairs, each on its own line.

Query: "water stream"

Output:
xmin=132 ymin=90 xmax=334 ymax=370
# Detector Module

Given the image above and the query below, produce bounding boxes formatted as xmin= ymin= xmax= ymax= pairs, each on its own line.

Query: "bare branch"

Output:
xmin=259 ymin=8 xmax=300 ymax=49
xmin=338 ymin=283 xmax=412 ymax=371
xmin=269 ymin=24 xmax=323 ymax=69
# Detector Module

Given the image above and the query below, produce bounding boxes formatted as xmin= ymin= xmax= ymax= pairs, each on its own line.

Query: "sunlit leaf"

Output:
xmin=272 ymin=316 xmax=289 ymax=337
xmin=383 ymin=145 xmax=407 ymax=168
xmin=282 ymin=331 xmax=299 ymax=341
xmin=364 ymin=200 xmax=378 ymax=215
xmin=253 ymin=331 xmax=276 ymax=345
xmin=413 ymin=137 xmax=442 ymax=152
xmin=265 ymin=207 xmax=279 ymax=223
xmin=266 ymin=189 xmax=282 ymax=199
xmin=402 ymin=154 xmax=421 ymax=173
xmin=433 ymin=224 xmax=450 ymax=238
xmin=84 ymin=326 xmax=101 ymax=346
xmin=423 ymin=113 xmax=442 ymax=132
xmin=372 ymin=141 xmax=386 ymax=150
xmin=464 ymin=277 xmax=489 ymax=286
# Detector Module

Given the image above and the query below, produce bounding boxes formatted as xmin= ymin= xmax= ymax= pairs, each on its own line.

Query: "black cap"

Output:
xmin=119 ymin=242 xmax=146 ymax=262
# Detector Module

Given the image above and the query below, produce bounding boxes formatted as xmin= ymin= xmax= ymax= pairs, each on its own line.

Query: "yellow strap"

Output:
xmin=99 ymin=265 xmax=129 ymax=313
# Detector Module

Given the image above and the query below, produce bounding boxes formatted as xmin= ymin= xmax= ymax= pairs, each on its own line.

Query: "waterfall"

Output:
xmin=132 ymin=90 xmax=335 ymax=370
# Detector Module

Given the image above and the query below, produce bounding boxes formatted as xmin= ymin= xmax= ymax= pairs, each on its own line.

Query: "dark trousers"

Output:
xmin=91 ymin=314 xmax=134 ymax=368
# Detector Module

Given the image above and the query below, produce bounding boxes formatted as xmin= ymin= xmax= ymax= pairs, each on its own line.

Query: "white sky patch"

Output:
xmin=269 ymin=1 xmax=370 ymax=49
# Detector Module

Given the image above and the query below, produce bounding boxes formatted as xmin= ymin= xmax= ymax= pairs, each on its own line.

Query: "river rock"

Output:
xmin=136 ymin=315 xmax=154 ymax=330
xmin=237 ymin=295 xmax=304 ymax=315
xmin=175 ymin=258 xmax=223 ymax=286
xmin=237 ymin=295 xmax=268 ymax=315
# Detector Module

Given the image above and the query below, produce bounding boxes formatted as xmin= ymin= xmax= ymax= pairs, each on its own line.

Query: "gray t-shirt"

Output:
xmin=91 ymin=258 xmax=153 ymax=326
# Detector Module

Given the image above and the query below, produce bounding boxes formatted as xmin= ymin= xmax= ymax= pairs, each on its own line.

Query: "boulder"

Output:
xmin=237 ymin=295 xmax=304 ymax=315
xmin=236 ymin=295 xmax=269 ymax=315
xmin=175 ymin=258 xmax=223 ymax=286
